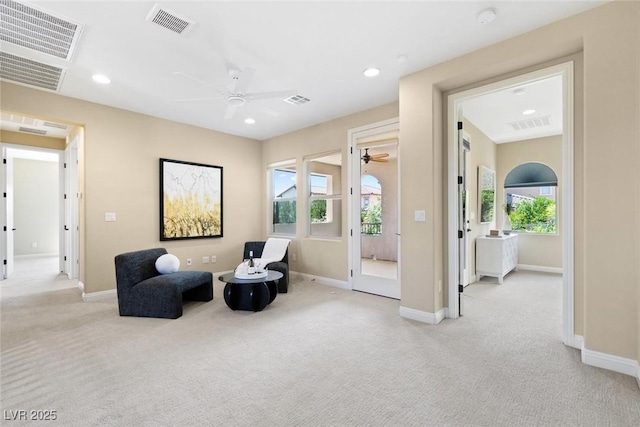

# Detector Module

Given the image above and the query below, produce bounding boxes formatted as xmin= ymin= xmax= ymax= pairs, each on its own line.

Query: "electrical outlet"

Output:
xmin=186 ymin=258 xmax=192 ymax=266
xmin=292 ymin=253 xmax=297 ymax=262
xmin=202 ymin=256 xmax=210 ymax=264
xmin=438 ymin=280 xmax=442 ymax=292
xmin=31 ymin=242 xmax=38 ymax=248
xmin=211 ymin=256 xmax=216 ymax=263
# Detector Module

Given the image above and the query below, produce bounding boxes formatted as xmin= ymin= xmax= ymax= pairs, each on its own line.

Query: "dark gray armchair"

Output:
xmin=115 ymin=248 xmax=213 ymax=319
xmin=243 ymin=241 xmax=290 ymax=293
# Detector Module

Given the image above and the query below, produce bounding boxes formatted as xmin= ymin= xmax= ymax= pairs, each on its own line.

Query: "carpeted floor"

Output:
xmin=1 ymin=257 xmax=639 ymax=426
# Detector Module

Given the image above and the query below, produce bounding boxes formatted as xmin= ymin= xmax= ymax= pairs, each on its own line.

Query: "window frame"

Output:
xmin=304 ymin=151 xmax=342 ymax=239
xmin=268 ymin=162 xmax=297 ymax=237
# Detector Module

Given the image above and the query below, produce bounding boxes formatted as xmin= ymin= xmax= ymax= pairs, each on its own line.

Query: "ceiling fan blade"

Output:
xmin=245 ymin=90 xmax=297 ymax=102
xmin=173 ymin=71 xmax=220 ymax=90
xmin=232 ymin=67 xmax=255 ymax=95
xmin=176 ymin=94 xmax=226 ymax=102
xmin=371 ymin=158 xmax=389 ymax=163
xmin=370 ymin=153 xmax=389 ymax=159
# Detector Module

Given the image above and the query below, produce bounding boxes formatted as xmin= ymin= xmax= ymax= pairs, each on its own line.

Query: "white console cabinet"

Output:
xmin=475 ymin=234 xmax=518 ymax=284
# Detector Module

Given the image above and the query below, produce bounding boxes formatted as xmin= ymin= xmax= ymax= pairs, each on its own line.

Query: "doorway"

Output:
xmin=0 ymin=143 xmax=79 ymax=284
xmin=349 ymin=118 xmax=400 ymax=299
xmin=446 ymin=62 xmax=575 ymax=346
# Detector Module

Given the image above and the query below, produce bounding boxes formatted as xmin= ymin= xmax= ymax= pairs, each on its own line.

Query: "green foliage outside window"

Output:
xmin=509 ymin=196 xmax=556 ymax=233
xmin=361 ymin=203 xmax=382 ymax=235
xmin=310 ymin=199 xmax=327 ymax=223
xmin=273 ymin=201 xmax=296 ymax=224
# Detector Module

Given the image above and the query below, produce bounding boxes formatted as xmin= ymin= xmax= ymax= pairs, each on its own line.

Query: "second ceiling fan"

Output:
xmin=361 ymin=148 xmax=389 ymax=164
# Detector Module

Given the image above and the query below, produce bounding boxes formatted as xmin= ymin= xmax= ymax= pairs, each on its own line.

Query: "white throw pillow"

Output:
xmin=155 ymin=254 xmax=180 ymax=274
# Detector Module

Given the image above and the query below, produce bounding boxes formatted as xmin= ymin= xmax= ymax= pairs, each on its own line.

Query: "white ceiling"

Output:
xmin=0 ymin=1 xmax=605 ymax=142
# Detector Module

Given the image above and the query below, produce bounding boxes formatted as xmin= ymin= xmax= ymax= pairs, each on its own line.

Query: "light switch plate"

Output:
xmin=414 ymin=210 xmax=426 ymax=222
xmin=105 ymin=212 xmax=116 ymax=222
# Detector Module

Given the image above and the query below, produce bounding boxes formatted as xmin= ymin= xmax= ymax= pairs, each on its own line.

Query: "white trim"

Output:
xmin=347 ymin=117 xmax=401 ymax=300
xmin=446 ymin=61 xmax=575 ymax=349
xmin=570 ymin=334 xmax=584 ymax=350
xmin=82 ymin=288 xmax=116 ymax=302
xmin=637 ymin=364 xmax=640 ymax=390
xmin=581 ymin=345 xmax=639 ymax=377
xmin=399 ymin=306 xmax=445 ymax=325
xmin=77 ymin=280 xmax=84 ymax=291
xmin=294 ymin=271 xmax=350 ymax=290
xmin=516 ymin=264 xmax=563 ymax=274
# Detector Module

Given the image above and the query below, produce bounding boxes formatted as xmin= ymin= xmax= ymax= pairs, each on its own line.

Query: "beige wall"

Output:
xmin=0 ymin=129 xmax=65 ymax=150
xmin=262 ymin=103 xmax=398 ymax=281
xmin=0 ymin=83 xmax=263 ymax=293
xmin=497 ymin=135 xmax=563 ymax=269
xmin=400 ymin=1 xmax=638 ymax=362
xmin=463 ymin=119 xmax=497 ymax=280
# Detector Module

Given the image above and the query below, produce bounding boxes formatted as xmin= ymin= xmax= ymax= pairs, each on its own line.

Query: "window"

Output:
xmin=270 ymin=165 xmax=297 ymax=235
xmin=361 ymin=174 xmax=382 ymax=235
xmin=306 ymin=152 xmax=342 ymax=238
xmin=504 ymin=162 xmax=558 ymax=234
xmin=539 ymin=186 xmax=552 ymax=196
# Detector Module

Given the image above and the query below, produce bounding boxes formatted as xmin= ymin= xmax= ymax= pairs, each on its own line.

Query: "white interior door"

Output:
xmin=462 ymin=132 xmax=471 ymax=287
xmin=1 ymin=147 xmax=15 ymax=279
xmin=64 ymin=137 xmax=79 ymax=279
xmin=349 ymin=120 xmax=400 ymax=299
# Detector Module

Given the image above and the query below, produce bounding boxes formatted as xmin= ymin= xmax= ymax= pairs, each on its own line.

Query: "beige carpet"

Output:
xmin=1 ymin=257 xmax=639 ymax=426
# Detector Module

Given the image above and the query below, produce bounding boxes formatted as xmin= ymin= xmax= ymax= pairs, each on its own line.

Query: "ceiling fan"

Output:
xmin=175 ymin=66 xmax=296 ymax=120
xmin=361 ymin=148 xmax=389 ymax=164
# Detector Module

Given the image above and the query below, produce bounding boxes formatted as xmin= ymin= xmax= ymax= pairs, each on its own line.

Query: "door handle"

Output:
xmin=466 ymin=228 xmax=472 ymax=232
xmin=11 ymin=228 xmax=16 ymax=231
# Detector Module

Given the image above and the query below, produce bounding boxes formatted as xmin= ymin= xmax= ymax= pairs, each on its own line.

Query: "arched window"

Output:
xmin=361 ymin=175 xmax=382 ymax=235
xmin=504 ymin=162 xmax=558 ymax=234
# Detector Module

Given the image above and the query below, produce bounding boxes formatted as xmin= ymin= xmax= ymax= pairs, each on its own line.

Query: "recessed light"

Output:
xmin=522 ymin=109 xmax=536 ymax=115
xmin=363 ymin=67 xmax=380 ymax=78
xmin=244 ymin=118 xmax=255 ymax=125
xmin=92 ymin=74 xmax=111 ymax=84
xmin=477 ymin=8 xmax=497 ymax=25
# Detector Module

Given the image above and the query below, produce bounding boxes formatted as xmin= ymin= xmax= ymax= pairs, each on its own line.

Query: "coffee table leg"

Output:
xmin=224 ymin=282 xmax=271 ymax=311
xmin=265 ymin=280 xmax=278 ymax=304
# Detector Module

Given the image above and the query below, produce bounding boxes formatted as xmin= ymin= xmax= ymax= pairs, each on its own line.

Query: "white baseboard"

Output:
xmin=77 ymin=280 xmax=85 ymax=291
xmin=399 ymin=306 xmax=445 ymax=325
xmin=517 ymin=264 xmax=563 ymax=274
xmin=82 ymin=288 xmax=117 ymax=302
xmin=637 ymin=363 xmax=640 ymax=389
xmin=567 ymin=334 xmax=584 ymax=350
xmin=581 ymin=344 xmax=639 ymax=377
xmin=294 ymin=271 xmax=350 ymax=290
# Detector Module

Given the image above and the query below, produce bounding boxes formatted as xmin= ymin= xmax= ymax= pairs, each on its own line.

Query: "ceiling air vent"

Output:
xmin=0 ymin=0 xmax=83 ymax=60
xmin=0 ymin=51 xmax=65 ymax=91
xmin=43 ymin=121 xmax=68 ymax=130
xmin=146 ymin=3 xmax=195 ymax=35
xmin=284 ymin=94 xmax=311 ymax=106
xmin=508 ymin=115 xmax=551 ymax=131
xmin=18 ymin=126 xmax=47 ymax=135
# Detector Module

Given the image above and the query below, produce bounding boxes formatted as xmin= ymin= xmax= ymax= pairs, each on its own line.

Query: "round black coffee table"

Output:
xmin=218 ymin=271 xmax=283 ymax=312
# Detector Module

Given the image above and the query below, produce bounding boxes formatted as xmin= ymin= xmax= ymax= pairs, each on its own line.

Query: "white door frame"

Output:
xmin=0 ymin=143 xmax=70 ymax=279
xmin=348 ymin=117 xmax=400 ymax=299
xmin=446 ymin=62 xmax=576 ymax=347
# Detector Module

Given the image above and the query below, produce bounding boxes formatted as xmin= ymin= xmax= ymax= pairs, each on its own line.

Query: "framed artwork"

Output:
xmin=159 ymin=158 xmax=223 ymax=240
xmin=479 ymin=165 xmax=495 ymax=224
